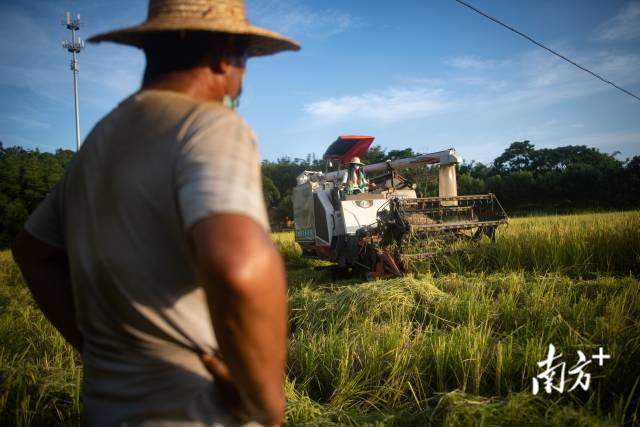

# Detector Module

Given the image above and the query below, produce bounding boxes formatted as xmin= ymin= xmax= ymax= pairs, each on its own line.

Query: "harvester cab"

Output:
xmin=292 ymin=135 xmax=508 ymax=279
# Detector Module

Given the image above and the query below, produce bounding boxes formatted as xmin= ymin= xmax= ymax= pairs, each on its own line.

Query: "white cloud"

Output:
xmin=303 ymin=87 xmax=454 ymax=124
xmin=547 ymin=130 xmax=640 ymax=154
xmin=467 ymin=48 xmax=640 ymax=110
xmin=7 ymin=116 xmax=51 ymax=129
xmin=445 ymin=55 xmax=502 ymax=71
xmin=303 ymin=44 xmax=640 ymax=127
xmin=246 ymin=0 xmax=357 ymax=38
xmin=454 ymin=76 xmax=509 ymax=90
xmin=588 ymin=51 xmax=640 ymax=84
xmin=80 ymin=46 xmax=144 ymax=109
xmin=596 ymin=2 xmax=640 ymax=41
xmin=0 ymin=6 xmax=68 ymax=104
xmin=443 ymin=39 xmax=640 ymax=111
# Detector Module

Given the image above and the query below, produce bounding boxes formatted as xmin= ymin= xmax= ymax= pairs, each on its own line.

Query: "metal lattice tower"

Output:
xmin=62 ymin=12 xmax=85 ymax=151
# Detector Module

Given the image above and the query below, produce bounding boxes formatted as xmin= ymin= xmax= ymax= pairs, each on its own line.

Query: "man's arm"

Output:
xmin=11 ymin=230 xmax=83 ymax=352
xmin=338 ymin=167 xmax=348 ymax=184
xmin=191 ymin=214 xmax=287 ymax=426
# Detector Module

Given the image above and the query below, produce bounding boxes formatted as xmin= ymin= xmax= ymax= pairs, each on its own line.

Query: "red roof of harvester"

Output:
xmin=323 ymin=135 xmax=375 ymax=164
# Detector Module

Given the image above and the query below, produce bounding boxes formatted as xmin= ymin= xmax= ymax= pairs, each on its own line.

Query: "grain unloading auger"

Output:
xmin=293 ymin=136 xmax=508 ymax=279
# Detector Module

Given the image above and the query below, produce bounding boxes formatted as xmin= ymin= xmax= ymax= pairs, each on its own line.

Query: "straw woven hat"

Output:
xmin=88 ymin=0 xmax=300 ymax=57
xmin=350 ymin=157 xmax=365 ymax=165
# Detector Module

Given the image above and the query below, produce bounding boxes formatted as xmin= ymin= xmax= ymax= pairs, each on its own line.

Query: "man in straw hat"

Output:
xmin=11 ymin=0 xmax=299 ymax=425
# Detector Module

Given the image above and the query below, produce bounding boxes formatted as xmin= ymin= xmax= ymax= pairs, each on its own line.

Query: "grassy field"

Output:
xmin=1 ymin=211 xmax=639 ymax=426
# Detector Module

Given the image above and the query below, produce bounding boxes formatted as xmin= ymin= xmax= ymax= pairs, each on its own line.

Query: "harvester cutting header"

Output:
xmin=293 ymin=135 xmax=508 ymax=279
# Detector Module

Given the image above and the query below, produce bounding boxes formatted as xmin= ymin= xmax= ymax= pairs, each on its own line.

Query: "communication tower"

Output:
xmin=62 ymin=12 xmax=85 ymax=151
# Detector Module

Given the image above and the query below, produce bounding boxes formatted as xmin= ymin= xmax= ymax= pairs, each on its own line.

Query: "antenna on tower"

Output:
xmin=62 ymin=12 xmax=85 ymax=151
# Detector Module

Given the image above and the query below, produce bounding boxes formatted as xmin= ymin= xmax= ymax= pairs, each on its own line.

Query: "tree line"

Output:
xmin=1 ymin=140 xmax=639 ymax=246
xmin=262 ymin=141 xmax=640 ymax=222
xmin=459 ymin=141 xmax=640 ymax=214
xmin=0 ymin=144 xmax=73 ymax=247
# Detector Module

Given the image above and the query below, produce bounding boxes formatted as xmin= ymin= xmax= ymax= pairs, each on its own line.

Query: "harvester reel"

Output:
xmin=372 ymin=195 xmax=508 ymax=269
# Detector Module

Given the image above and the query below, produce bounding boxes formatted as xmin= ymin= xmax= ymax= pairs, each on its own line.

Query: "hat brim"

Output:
xmin=87 ymin=18 xmax=300 ymax=57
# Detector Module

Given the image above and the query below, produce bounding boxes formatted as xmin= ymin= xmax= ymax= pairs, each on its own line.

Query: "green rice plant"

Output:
xmin=1 ymin=211 xmax=639 ymax=426
xmin=0 ymin=250 xmax=22 ymax=288
xmin=285 ymin=268 xmax=640 ymax=425
xmin=272 ymin=231 xmax=323 ymax=271
xmin=0 ymin=254 xmax=82 ymax=426
xmin=417 ymin=211 xmax=640 ymax=278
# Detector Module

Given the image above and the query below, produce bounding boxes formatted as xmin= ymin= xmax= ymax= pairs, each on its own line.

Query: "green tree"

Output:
xmin=262 ymin=175 xmax=280 ymax=208
xmin=493 ymin=140 xmax=535 ymax=172
xmin=0 ymin=145 xmax=73 ymax=247
xmin=386 ymin=148 xmax=414 ymax=160
xmin=531 ymin=145 xmax=620 ymax=173
xmin=626 ymin=156 xmax=640 ymax=203
xmin=362 ymin=145 xmax=386 ymax=164
xmin=458 ymin=173 xmax=486 ymax=195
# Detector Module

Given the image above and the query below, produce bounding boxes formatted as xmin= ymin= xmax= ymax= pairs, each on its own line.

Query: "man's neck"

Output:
xmin=142 ymin=67 xmax=225 ymax=103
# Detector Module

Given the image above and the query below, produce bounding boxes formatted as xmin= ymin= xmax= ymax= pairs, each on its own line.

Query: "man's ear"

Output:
xmin=209 ymin=55 xmax=228 ymax=74
xmin=218 ymin=59 xmax=233 ymax=76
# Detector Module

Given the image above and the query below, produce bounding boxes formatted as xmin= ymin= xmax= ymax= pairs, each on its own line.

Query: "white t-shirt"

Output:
xmin=25 ymin=90 xmax=269 ymax=426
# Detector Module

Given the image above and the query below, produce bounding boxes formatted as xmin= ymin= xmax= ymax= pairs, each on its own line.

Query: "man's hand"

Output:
xmin=11 ymin=230 xmax=83 ymax=353
xmin=201 ymin=352 xmax=251 ymax=422
xmin=191 ymin=214 xmax=287 ymax=426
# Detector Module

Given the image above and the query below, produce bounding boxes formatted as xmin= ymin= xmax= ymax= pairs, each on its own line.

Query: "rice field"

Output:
xmin=1 ymin=211 xmax=639 ymax=426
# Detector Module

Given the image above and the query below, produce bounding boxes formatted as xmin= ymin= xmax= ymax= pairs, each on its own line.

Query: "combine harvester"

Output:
xmin=292 ymin=136 xmax=508 ymax=279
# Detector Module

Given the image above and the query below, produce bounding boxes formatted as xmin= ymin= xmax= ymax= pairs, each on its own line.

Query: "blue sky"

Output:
xmin=1 ymin=0 xmax=639 ymax=164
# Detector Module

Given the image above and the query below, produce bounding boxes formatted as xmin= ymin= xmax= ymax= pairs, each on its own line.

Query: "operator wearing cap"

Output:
xmin=11 ymin=0 xmax=300 ymax=426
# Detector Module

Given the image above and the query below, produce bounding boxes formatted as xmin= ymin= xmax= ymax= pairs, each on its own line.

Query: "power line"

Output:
xmin=454 ymin=0 xmax=640 ymax=103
